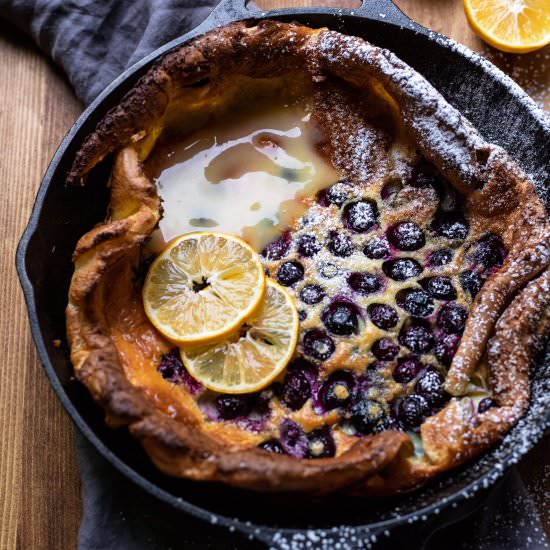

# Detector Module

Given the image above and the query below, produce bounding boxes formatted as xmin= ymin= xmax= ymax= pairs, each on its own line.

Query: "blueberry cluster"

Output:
xmin=171 ymin=168 xmax=507 ymax=457
xmin=460 ymin=233 xmax=505 ymax=298
xmin=257 ymin=367 xmax=391 ymax=457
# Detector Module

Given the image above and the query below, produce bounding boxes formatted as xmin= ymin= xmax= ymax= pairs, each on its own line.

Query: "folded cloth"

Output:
xmin=1 ymin=0 xmax=548 ymax=548
xmin=75 ymin=434 xmax=260 ymax=550
xmin=0 ymin=0 xmax=220 ymax=105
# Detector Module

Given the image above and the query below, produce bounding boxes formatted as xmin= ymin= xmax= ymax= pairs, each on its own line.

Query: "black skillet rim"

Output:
xmin=15 ymin=0 xmax=550 ymax=543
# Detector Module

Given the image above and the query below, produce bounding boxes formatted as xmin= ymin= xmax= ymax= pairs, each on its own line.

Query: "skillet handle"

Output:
xmin=200 ymin=0 xmax=416 ymax=29
xmin=355 ymin=0 xmax=415 ymax=27
xmin=198 ymin=0 xmax=251 ymax=26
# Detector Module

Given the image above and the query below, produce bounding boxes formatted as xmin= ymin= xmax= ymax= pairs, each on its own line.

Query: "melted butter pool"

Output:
xmin=146 ymin=98 xmax=338 ymax=252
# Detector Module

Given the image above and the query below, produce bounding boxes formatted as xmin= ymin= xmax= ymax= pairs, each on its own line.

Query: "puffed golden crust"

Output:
xmin=66 ymin=21 xmax=549 ymax=494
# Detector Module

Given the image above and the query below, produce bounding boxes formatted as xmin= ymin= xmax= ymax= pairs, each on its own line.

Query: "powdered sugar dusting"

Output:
xmin=433 ymin=34 xmax=550 ymax=130
xmin=429 ymin=33 xmax=550 ymax=193
xmin=482 ymin=48 xmax=549 ymax=114
xmin=316 ymin=31 xmax=490 ymax=191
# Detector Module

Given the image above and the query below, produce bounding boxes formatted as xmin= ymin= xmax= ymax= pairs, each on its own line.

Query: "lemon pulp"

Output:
xmin=464 ymin=0 xmax=550 ymax=53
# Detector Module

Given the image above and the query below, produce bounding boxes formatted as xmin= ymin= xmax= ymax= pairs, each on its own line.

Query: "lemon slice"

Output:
xmin=464 ymin=0 xmax=550 ymax=53
xmin=180 ymin=280 xmax=299 ymax=394
xmin=143 ymin=232 xmax=266 ymax=344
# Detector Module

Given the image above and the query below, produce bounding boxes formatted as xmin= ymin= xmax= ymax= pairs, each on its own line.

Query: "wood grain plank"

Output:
xmin=0 ymin=21 xmax=82 ymax=550
xmin=0 ymin=2 xmax=547 ymax=549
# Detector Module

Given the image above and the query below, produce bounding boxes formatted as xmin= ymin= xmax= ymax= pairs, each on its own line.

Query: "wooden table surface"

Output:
xmin=1 ymin=1 xmax=548 ymax=548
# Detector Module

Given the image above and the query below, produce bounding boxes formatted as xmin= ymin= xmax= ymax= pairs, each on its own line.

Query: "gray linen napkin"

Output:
xmin=0 ymin=0 xmax=219 ymax=105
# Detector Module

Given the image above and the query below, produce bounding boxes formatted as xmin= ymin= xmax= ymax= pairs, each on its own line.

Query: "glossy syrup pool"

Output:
xmin=146 ymin=97 xmax=339 ymax=252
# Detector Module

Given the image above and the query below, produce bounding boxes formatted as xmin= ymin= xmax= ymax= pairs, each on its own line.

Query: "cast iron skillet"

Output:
xmin=16 ymin=0 xmax=550 ymax=547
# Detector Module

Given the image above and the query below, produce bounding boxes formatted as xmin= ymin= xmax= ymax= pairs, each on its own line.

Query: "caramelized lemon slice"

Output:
xmin=180 ymin=280 xmax=299 ymax=394
xmin=143 ymin=232 xmax=266 ymax=344
xmin=464 ymin=0 xmax=550 ymax=53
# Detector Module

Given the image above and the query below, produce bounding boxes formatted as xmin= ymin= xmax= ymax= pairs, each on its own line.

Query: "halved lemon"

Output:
xmin=180 ymin=279 xmax=299 ymax=394
xmin=464 ymin=0 xmax=550 ymax=53
xmin=143 ymin=232 xmax=266 ymax=345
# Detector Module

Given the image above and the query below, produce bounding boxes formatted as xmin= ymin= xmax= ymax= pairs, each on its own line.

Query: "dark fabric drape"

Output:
xmin=0 ymin=0 xmax=219 ymax=104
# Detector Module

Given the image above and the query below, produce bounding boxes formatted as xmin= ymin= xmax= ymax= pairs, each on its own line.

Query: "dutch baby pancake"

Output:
xmin=66 ymin=21 xmax=550 ymax=494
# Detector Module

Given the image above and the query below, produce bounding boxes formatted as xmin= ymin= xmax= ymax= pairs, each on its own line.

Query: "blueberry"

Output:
xmin=434 ymin=333 xmax=461 ymax=366
xmin=158 ymin=350 xmax=203 ymax=394
xmin=277 ymin=260 xmax=304 ymax=286
xmin=307 ymin=427 xmax=336 ymax=458
xmin=433 ymin=213 xmax=469 ymax=240
xmin=302 ymin=329 xmax=335 ymax=361
xmin=392 ymin=357 xmax=423 ymax=384
xmin=399 ymin=324 xmax=434 ymax=353
xmin=415 ymin=369 xmax=446 ymax=407
xmin=318 ymin=370 xmax=355 ymax=410
xmin=281 ymin=366 xmax=311 ymax=410
xmin=299 ymin=284 xmax=326 ymax=305
xmin=382 ymin=258 xmax=423 ymax=281
xmin=327 ymin=231 xmax=355 ymax=257
xmin=478 ymin=397 xmax=497 ymax=414
xmin=279 ymin=419 xmax=308 ymax=458
xmin=347 ymin=399 xmax=386 ymax=434
xmin=215 ymin=395 xmax=250 ymax=420
xmin=158 ymin=350 xmax=185 ymax=382
xmin=261 ymin=232 xmax=290 ymax=260
xmin=250 ymin=390 xmax=271 ymax=417
xmin=396 ymin=288 xmax=435 ymax=317
xmin=348 ymin=272 xmax=381 ymax=295
xmin=372 ymin=416 xmax=399 ymax=434
xmin=437 ymin=303 xmax=468 ymax=333
xmin=396 ymin=394 xmax=430 ymax=429
xmin=469 ymin=233 xmax=505 ymax=271
xmin=322 ymin=301 xmax=360 ymax=336
xmin=428 ymin=248 xmax=453 ymax=267
xmin=318 ymin=180 xmax=351 ymax=207
xmin=298 ymin=310 xmax=307 ymax=321
xmin=364 ymin=236 xmax=390 ymax=259
xmin=371 ymin=338 xmax=400 ymax=361
xmin=423 ymin=276 xmax=457 ymax=300
xmin=368 ymin=304 xmax=399 ymax=330
xmin=460 ymin=270 xmax=484 ymax=297
xmin=296 ymin=234 xmax=321 ymax=257
xmin=258 ymin=440 xmax=286 ymax=454
xmin=342 ymin=199 xmax=378 ymax=233
xmin=387 ymin=222 xmax=425 ymax=251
